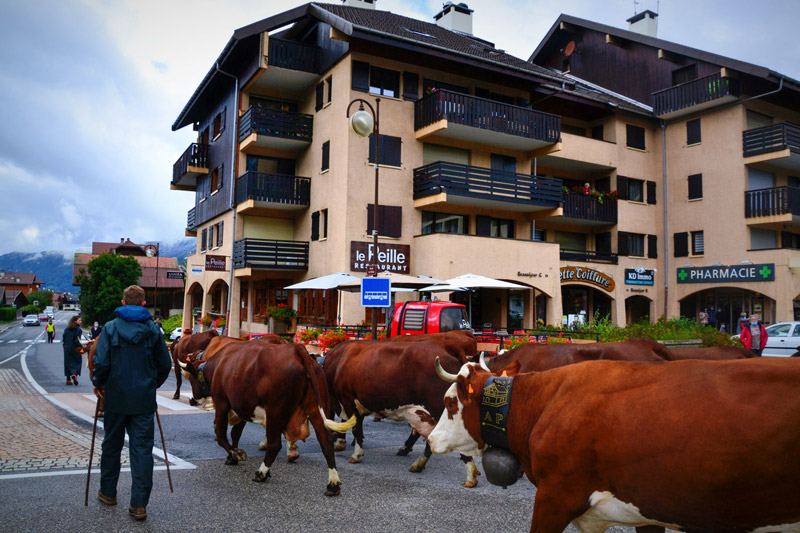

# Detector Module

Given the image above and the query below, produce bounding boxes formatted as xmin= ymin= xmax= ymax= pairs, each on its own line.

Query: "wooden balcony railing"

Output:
xmin=414 ymin=89 xmax=561 ymax=143
xmin=238 ymin=106 xmax=313 ymax=144
xmin=172 ymin=143 xmax=209 ymax=184
xmin=559 ymin=249 xmax=618 ymax=264
xmin=187 ymin=207 xmax=196 ymax=230
xmin=562 ymin=193 xmax=617 ymax=224
xmin=745 ymin=186 xmax=800 ymax=218
xmin=413 ymin=161 xmax=562 ymax=207
xmin=235 ymin=172 xmax=311 ymax=207
xmin=233 ymin=239 xmax=309 ymax=270
xmin=267 ymin=38 xmax=318 ymax=73
xmin=652 ymin=73 xmax=740 ymax=116
xmin=743 ymin=122 xmax=800 ymax=158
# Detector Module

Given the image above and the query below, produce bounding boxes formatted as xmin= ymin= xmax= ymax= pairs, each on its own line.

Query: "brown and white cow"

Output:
xmin=169 ymin=329 xmax=219 ymax=399
xmin=179 ymin=341 xmax=342 ymax=496
xmin=430 ymin=358 xmax=800 ymax=532
xmin=323 ymin=339 xmax=481 ymax=487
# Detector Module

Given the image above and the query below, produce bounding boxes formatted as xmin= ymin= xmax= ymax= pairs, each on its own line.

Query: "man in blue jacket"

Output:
xmin=92 ymin=285 xmax=172 ymax=521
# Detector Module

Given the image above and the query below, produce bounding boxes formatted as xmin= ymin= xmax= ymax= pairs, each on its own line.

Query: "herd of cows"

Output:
xmin=110 ymin=329 xmax=799 ymax=532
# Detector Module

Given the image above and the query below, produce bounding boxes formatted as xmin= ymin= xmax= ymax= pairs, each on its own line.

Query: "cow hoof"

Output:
xmin=409 ymin=464 xmax=426 ymax=473
xmin=234 ymin=449 xmax=247 ymax=461
xmin=334 ymin=442 xmax=346 ymax=452
xmin=225 ymin=454 xmax=238 ymax=466
xmin=172 ymin=392 xmax=180 ymax=400
xmin=252 ymin=470 xmax=271 ymax=483
xmin=287 ymin=451 xmax=299 ymax=463
xmin=324 ymin=483 xmax=341 ymax=497
xmin=348 ymin=456 xmax=362 ymax=464
xmin=462 ymin=479 xmax=478 ymax=488
xmin=396 ymin=446 xmax=413 ymax=456
xmin=189 ymin=398 xmax=198 ymax=406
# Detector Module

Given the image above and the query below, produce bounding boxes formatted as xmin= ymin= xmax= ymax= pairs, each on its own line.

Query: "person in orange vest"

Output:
xmin=45 ymin=319 xmax=55 ymax=343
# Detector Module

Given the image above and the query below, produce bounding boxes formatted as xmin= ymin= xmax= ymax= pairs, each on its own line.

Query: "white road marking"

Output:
xmin=82 ymin=394 xmax=199 ymax=412
xmin=8 ymin=340 xmax=18 ymax=344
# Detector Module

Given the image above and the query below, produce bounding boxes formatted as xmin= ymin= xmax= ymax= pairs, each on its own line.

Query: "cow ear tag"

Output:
xmin=501 ymin=371 xmax=508 ymax=377
xmin=468 ymin=384 xmax=474 ymax=394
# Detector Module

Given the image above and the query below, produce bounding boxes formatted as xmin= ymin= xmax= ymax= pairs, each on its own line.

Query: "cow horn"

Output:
xmin=177 ymin=360 xmax=188 ymax=369
xmin=479 ymin=352 xmax=491 ymax=372
xmin=434 ymin=356 xmax=458 ymax=383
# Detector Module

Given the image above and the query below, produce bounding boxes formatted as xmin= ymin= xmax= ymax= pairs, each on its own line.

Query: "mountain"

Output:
xmin=0 ymin=238 xmax=196 ymax=293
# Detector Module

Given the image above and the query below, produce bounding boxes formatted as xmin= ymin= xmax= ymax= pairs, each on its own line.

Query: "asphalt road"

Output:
xmin=0 ymin=314 xmax=638 ymax=533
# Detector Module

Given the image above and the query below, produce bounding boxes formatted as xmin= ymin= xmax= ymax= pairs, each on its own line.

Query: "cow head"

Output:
xmin=177 ymin=357 xmax=211 ymax=407
xmin=428 ymin=357 xmax=520 ymax=457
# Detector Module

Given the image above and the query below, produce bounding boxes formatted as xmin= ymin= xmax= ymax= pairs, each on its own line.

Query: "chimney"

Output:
xmin=120 ymin=238 xmax=124 ymax=243
xmin=434 ymin=2 xmax=473 ymax=35
xmin=341 ymin=0 xmax=376 ymax=9
xmin=626 ymin=9 xmax=658 ymax=38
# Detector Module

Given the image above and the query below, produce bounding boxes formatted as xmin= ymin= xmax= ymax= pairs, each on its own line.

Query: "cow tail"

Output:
xmin=296 ymin=345 xmax=328 ymax=415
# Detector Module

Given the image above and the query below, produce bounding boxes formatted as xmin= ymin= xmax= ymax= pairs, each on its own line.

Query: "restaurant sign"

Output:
xmin=560 ymin=266 xmax=615 ymax=292
xmin=205 ymin=255 xmax=227 ymax=272
xmin=676 ymin=263 xmax=775 ymax=283
xmin=350 ymin=241 xmax=410 ymax=273
xmin=624 ymin=268 xmax=655 ymax=286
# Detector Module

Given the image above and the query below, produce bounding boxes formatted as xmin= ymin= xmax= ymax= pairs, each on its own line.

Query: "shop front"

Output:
xmin=560 ymin=266 xmax=615 ymax=326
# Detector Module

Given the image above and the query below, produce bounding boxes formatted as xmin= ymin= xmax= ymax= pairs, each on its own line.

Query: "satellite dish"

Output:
xmin=564 ymin=41 xmax=576 ymax=56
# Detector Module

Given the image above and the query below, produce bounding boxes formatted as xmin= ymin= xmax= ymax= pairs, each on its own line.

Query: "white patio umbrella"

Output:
xmin=284 ymin=272 xmax=362 ymax=325
xmin=338 ymin=271 xmax=442 ymax=291
xmin=419 ymin=273 xmax=528 ymax=325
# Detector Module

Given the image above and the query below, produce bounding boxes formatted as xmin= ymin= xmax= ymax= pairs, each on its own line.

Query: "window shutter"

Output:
xmin=617 ymin=176 xmax=629 ymax=200
xmin=352 ymin=61 xmax=370 ymax=92
xmin=368 ymin=134 xmax=376 ymax=163
xmin=648 ymin=234 xmax=658 ymax=258
xmin=688 ymin=174 xmax=703 ymax=199
xmin=674 ymin=232 xmax=689 ymax=257
xmin=686 ymin=119 xmax=701 ymax=145
xmin=201 ymin=229 xmax=207 ymax=251
xmin=321 ymin=141 xmax=330 ymax=171
xmin=367 ymin=205 xmax=402 ymax=237
xmin=646 ymin=180 xmax=657 ymax=205
xmin=218 ymin=164 xmax=224 ymax=190
xmin=315 ymin=82 xmax=324 ymax=111
xmin=476 ymin=215 xmax=491 ymax=237
xmin=596 ymin=232 xmax=611 ymax=254
xmin=385 ymin=136 xmax=401 ymax=167
xmin=617 ymin=231 xmax=630 ymax=256
xmin=403 ymin=72 xmax=419 ymax=101
xmin=220 ymin=107 xmax=226 ymax=133
xmin=218 ymin=221 xmax=224 ymax=246
xmin=311 ymin=211 xmax=320 ymax=241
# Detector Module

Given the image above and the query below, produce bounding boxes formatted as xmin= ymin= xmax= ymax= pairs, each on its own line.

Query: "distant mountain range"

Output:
xmin=0 ymin=239 xmax=196 ymax=293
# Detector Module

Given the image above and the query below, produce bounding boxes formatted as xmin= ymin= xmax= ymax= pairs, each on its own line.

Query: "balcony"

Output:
xmin=238 ymin=106 xmax=313 ymax=152
xmin=414 ymin=90 xmax=561 ymax=152
xmin=233 ymin=238 xmax=309 ymax=272
xmin=248 ymin=38 xmax=320 ymax=94
xmin=559 ymin=249 xmax=618 ymax=264
xmin=745 ymin=186 xmax=800 ymax=228
xmin=186 ymin=207 xmax=197 ymax=236
xmin=413 ymin=161 xmax=561 ymax=212
xmin=559 ymin=193 xmax=617 ymax=225
xmin=743 ymin=122 xmax=800 ymax=171
xmin=652 ymin=73 xmax=740 ymax=118
xmin=172 ymin=143 xmax=209 ymax=191
xmin=235 ymin=172 xmax=310 ymax=215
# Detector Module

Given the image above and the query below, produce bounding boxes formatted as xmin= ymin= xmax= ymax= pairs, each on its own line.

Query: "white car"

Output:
xmin=735 ymin=321 xmax=800 ymax=357
xmin=169 ymin=327 xmax=183 ymax=342
xmin=23 ymin=315 xmax=40 ymax=326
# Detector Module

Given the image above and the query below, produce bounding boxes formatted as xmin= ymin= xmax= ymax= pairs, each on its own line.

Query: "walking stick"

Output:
xmin=85 ymin=399 xmax=101 ymax=506
xmin=155 ymin=409 xmax=173 ymax=493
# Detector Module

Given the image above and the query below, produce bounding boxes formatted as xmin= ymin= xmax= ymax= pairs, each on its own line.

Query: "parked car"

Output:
xmin=23 ymin=315 xmax=40 ymax=327
xmin=44 ymin=306 xmax=54 ymax=319
xmin=169 ymin=327 xmax=183 ymax=342
xmin=38 ymin=312 xmax=49 ymax=322
xmin=733 ymin=321 xmax=800 ymax=357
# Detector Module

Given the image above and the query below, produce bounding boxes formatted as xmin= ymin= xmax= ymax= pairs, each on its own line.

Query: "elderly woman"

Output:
xmin=62 ymin=315 xmax=83 ymax=385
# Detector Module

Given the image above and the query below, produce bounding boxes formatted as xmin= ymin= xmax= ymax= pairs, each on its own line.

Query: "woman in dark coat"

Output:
xmin=62 ymin=315 xmax=83 ymax=385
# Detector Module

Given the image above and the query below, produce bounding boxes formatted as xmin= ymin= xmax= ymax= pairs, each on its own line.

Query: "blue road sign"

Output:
xmin=361 ymin=277 xmax=391 ymax=307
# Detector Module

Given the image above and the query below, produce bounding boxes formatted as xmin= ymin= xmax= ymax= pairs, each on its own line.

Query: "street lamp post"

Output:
xmin=347 ymin=97 xmax=381 ymax=339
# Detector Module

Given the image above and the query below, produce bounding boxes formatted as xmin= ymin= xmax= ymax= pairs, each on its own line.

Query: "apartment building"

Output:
xmin=171 ymin=2 xmax=796 ymax=336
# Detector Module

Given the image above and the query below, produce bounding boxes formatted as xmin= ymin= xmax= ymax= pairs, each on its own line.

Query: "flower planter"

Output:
xmin=657 ymin=339 xmax=703 ymax=348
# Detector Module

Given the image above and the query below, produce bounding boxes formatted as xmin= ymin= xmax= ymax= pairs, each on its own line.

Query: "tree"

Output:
xmin=74 ymin=253 xmax=142 ymax=325
xmin=25 ymin=290 xmax=53 ymax=311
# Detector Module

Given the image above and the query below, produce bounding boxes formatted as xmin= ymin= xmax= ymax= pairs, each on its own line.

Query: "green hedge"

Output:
xmin=586 ymin=316 xmax=741 ymax=347
xmin=0 ymin=307 xmax=16 ymax=321
xmin=161 ymin=314 xmax=183 ymax=341
xmin=20 ymin=305 xmax=40 ymax=317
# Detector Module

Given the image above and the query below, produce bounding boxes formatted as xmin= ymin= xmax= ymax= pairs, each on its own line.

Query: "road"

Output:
xmin=0 ymin=314 xmax=636 ymax=533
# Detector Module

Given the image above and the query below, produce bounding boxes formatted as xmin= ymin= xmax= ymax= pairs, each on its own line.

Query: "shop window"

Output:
xmin=691 ymin=230 xmax=704 ymax=255
xmin=321 ymin=141 xmax=330 ymax=172
xmin=626 ymin=124 xmax=646 ymax=150
xmin=422 ymin=211 xmax=468 ymax=235
xmin=687 ymin=119 xmax=701 ymax=145
xmin=367 ymin=204 xmax=402 ymax=238
xmin=688 ymin=174 xmax=703 ymax=200
xmin=476 ymin=216 xmax=514 ymax=239
xmin=368 ymin=134 xmax=401 ymax=167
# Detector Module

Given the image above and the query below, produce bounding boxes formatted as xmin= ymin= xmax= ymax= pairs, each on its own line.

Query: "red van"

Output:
xmin=390 ymin=301 xmax=471 ymax=337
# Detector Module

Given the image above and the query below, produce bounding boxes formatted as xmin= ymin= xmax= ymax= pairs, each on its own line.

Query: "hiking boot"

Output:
xmin=129 ymin=507 xmax=147 ymax=521
xmin=97 ymin=492 xmax=116 ymax=506
xmin=66 ymin=379 xmax=72 ymax=386
xmin=71 ymin=375 xmax=78 ymax=386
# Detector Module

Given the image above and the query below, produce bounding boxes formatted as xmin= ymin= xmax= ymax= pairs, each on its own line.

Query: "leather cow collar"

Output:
xmin=195 ymin=361 xmax=211 ymax=399
xmin=479 ymin=375 xmax=514 ymax=450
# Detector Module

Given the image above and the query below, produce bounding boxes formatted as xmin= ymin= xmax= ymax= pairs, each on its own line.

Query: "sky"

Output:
xmin=1 ymin=0 xmax=798 ymax=255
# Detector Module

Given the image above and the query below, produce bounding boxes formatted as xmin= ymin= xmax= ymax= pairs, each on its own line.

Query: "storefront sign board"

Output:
xmin=624 ymin=268 xmax=655 ymax=285
xmin=560 ymin=266 xmax=615 ymax=292
xmin=676 ymin=263 xmax=775 ymax=283
xmin=350 ymin=242 xmax=410 ymax=273
xmin=205 ymin=255 xmax=227 ymax=272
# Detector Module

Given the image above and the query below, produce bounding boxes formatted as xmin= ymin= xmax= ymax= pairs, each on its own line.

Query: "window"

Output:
xmin=491 ymin=153 xmax=516 ymax=174
xmin=423 ymin=78 xmax=469 ymax=95
xmin=591 ymin=125 xmax=604 ymax=141
xmin=368 ymin=134 xmax=401 ymax=167
xmin=210 ymin=164 xmax=223 ymax=192
xmin=217 ymin=221 xmax=223 ymax=247
xmin=246 ymin=155 xmax=295 ymax=175
xmin=422 ymin=211 xmax=468 ymax=235
xmin=596 ymin=232 xmax=611 ymax=254
xmin=321 ymin=209 xmax=328 ymax=239
xmin=687 ymin=119 xmax=701 ymax=145
xmin=783 ymin=231 xmax=800 ymax=250
xmin=201 ymin=229 xmax=207 ymax=252
xmin=315 ymin=77 xmax=333 ymax=111
xmin=476 ymin=216 xmax=514 ymax=239
xmin=352 ymin=61 xmax=370 ymax=92
xmin=626 ymin=124 xmax=646 ymax=150
xmin=212 ymin=108 xmax=226 ymax=140
xmin=618 ymin=177 xmax=644 ymax=202
xmin=751 ymin=228 xmax=777 ymax=250
xmin=691 ymin=231 xmax=704 ymax=255
xmin=688 ymin=174 xmax=703 ymax=200
xmin=532 ymin=222 xmax=546 ymax=242
xmin=321 ymin=141 xmax=330 ymax=172
xmin=617 ymin=232 xmax=644 ymax=257
xmin=311 ymin=211 xmax=320 ymax=241
xmin=367 ymin=204 xmax=402 ymax=238
xmin=403 ymin=72 xmax=419 ymax=101
xmin=555 ymin=231 xmax=586 ymax=251
xmin=368 ymin=66 xmax=400 ymax=97
xmin=561 ymin=124 xmax=586 ymax=137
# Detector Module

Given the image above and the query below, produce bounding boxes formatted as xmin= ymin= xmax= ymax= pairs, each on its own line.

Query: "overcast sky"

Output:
xmin=1 ymin=0 xmax=798 ymax=255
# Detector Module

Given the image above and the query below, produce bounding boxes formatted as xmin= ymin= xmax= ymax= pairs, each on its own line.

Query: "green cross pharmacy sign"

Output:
xmin=676 ymin=263 xmax=775 ymax=284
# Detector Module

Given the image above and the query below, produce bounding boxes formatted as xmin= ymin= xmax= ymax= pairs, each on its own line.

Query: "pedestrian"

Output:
xmin=62 ymin=315 xmax=83 ymax=385
xmin=708 ymin=306 xmax=717 ymax=328
xmin=93 ymin=285 xmax=171 ymax=521
xmin=90 ymin=320 xmax=102 ymax=340
xmin=719 ymin=322 xmax=727 ymax=333
xmin=740 ymin=314 xmax=768 ymax=356
xmin=698 ymin=308 xmax=709 ymax=326
xmin=581 ymin=182 xmax=591 ymax=195
xmin=45 ymin=319 xmax=56 ymax=343
xmin=736 ymin=312 xmax=748 ymax=335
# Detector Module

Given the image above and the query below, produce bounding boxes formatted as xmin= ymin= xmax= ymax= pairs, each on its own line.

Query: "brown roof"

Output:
xmin=72 ymin=253 xmax=184 ymax=289
xmin=0 ymin=272 xmax=44 ymax=286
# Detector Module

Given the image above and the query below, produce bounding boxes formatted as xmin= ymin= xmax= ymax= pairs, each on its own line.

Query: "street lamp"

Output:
xmin=347 ymin=97 xmax=381 ymax=339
